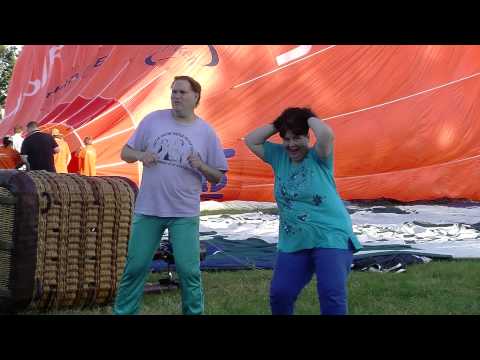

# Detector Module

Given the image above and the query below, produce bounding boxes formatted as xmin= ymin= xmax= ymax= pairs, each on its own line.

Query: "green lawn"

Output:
xmin=24 ymin=259 xmax=480 ymax=315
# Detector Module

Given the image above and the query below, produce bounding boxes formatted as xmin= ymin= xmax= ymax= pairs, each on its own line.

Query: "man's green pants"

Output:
xmin=113 ymin=214 xmax=203 ymax=315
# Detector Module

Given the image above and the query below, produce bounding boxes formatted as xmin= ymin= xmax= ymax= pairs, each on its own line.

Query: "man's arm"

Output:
xmin=20 ymin=155 xmax=30 ymax=170
xmin=244 ymin=124 xmax=278 ymax=161
xmin=120 ymin=144 xmax=158 ymax=167
xmin=307 ymin=117 xmax=334 ymax=159
xmin=187 ymin=152 xmax=225 ymax=184
xmin=20 ymin=141 xmax=30 ymax=170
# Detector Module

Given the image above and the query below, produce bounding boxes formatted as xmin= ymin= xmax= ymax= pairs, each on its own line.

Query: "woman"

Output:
xmin=244 ymin=107 xmax=362 ymax=315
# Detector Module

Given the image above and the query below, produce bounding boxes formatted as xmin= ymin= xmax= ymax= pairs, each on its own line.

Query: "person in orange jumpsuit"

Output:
xmin=78 ymin=136 xmax=96 ymax=176
xmin=0 ymin=136 xmax=24 ymax=169
xmin=52 ymin=128 xmax=71 ymax=173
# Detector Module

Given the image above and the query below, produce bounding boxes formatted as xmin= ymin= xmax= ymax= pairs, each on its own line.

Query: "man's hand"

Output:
xmin=187 ymin=152 xmax=204 ymax=171
xmin=139 ymin=151 xmax=158 ymax=167
xmin=20 ymin=155 xmax=30 ymax=170
xmin=187 ymin=151 xmax=224 ymax=183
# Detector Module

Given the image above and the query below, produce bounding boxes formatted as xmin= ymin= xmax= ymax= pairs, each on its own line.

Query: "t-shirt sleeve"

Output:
xmin=206 ymin=129 xmax=228 ymax=171
xmin=311 ymin=146 xmax=334 ymax=172
xmin=127 ymin=117 xmax=148 ymax=151
xmin=263 ymin=141 xmax=283 ymax=169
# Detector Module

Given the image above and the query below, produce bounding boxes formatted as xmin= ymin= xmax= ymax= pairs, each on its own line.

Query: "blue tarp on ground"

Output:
xmin=150 ymin=237 xmax=453 ymax=272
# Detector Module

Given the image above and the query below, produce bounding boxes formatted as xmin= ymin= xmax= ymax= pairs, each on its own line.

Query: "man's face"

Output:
xmin=282 ymin=130 xmax=309 ymax=163
xmin=171 ymin=80 xmax=198 ymax=114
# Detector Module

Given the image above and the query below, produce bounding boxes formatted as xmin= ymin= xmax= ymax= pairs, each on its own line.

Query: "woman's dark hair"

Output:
xmin=273 ymin=107 xmax=317 ymax=138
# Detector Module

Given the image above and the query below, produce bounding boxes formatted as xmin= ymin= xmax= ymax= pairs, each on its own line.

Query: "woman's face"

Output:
xmin=282 ymin=130 xmax=309 ymax=163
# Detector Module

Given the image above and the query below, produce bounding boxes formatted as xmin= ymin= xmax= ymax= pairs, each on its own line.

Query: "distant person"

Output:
xmin=11 ymin=125 xmax=24 ymax=153
xmin=20 ymin=121 xmax=59 ymax=172
xmin=245 ymin=107 xmax=362 ymax=315
xmin=78 ymin=136 xmax=96 ymax=176
xmin=0 ymin=136 xmax=24 ymax=169
xmin=52 ymin=128 xmax=71 ymax=173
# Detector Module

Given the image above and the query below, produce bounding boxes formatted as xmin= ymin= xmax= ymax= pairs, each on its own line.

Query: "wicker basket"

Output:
xmin=0 ymin=170 xmax=137 ymax=313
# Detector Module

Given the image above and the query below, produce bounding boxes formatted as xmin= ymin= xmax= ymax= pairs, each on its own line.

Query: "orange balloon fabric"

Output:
xmin=2 ymin=45 xmax=480 ymax=201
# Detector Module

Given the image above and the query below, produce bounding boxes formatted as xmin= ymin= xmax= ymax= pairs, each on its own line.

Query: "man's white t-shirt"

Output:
xmin=127 ymin=109 xmax=228 ymax=217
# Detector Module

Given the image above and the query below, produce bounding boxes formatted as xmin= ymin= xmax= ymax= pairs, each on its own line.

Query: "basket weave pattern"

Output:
xmin=0 ymin=171 xmax=136 ymax=312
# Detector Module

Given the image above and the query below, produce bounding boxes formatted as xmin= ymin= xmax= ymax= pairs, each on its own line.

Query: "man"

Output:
xmin=52 ymin=128 xmax=71 ymax=173
xmin=20 ymin=121 xmax=59 ymax=172
xmin=78 ymin=136 xmax=96 ymax=176
xmin=0 ymin=136 xmax=24 ymax=169
xmin=113 ymin=75 xmax=228 ymax=315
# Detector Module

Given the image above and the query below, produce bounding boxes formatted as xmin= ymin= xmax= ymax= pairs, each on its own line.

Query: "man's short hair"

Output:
xmin=172 ymin=75 xmax=202 ymax=106
xmin=26 ymin=121 xmax=39 ymax=130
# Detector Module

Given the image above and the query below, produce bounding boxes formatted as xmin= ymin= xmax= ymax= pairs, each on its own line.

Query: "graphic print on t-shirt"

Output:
xmin=277 ymin=162 xmax=311 ymax=207
xmin=152 ymin=131 xmax=196 ymax=170
xmin=277 ymin=161 xmax=327 ymax=238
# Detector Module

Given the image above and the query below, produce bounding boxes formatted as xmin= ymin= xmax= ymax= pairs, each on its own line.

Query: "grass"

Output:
xmin=22 ymin=259 xmax=480 ymax=315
